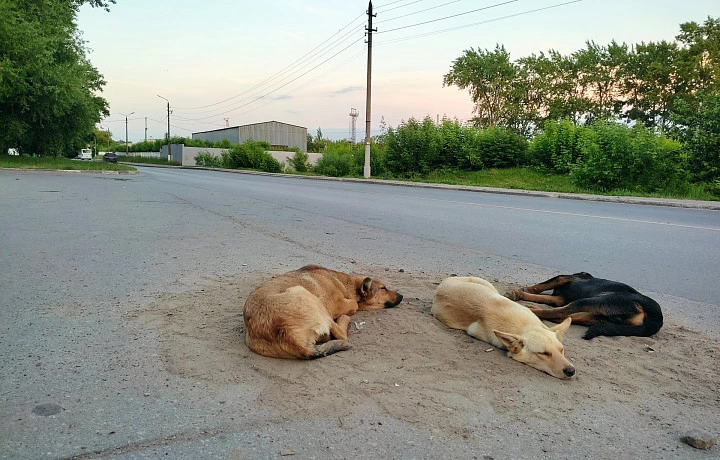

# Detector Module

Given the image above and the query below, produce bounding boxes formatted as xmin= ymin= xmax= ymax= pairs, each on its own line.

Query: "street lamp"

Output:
xmin=157 ymin=95 xmax=171 ymax=162
xmin=119 ymin=112 xmax=134 ymax=156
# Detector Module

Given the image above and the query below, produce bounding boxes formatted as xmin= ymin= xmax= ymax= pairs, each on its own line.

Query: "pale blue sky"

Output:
xmin=77 ymin=0 xmax=716 ymax=142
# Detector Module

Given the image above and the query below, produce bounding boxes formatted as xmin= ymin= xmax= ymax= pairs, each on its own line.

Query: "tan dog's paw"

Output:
xmin=336 ymin=315 xmax=351 ymax=329
xmin=504 ymin=290 xmax=520 ymax=300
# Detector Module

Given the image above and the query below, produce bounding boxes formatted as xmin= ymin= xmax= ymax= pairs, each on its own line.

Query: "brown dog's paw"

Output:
xmin=504 ymin=290 xmax=520 ymax=300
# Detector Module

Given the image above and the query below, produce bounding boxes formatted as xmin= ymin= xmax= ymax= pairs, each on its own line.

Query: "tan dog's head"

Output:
xmin=356 ymin=277 xmax=403 ymax=310
xmin=493 ymin=318 xmax=575 ymax=379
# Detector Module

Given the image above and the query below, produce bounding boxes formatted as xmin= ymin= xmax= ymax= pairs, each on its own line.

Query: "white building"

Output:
xmin=192 ymin=121 xmax=307 ymax=153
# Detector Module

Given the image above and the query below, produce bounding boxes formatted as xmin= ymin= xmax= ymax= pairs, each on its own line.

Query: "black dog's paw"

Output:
xmin=582 ymin=331 xmax=597 ymax=340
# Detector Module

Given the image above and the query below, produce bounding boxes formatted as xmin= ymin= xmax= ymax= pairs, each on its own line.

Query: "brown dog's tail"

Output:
xmin=309 ymin=340 xmax=353 ymax=359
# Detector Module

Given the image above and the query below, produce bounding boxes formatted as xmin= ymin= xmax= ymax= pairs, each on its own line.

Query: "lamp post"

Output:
xmin=157 ymin=95 xmax=171 ymax=162
xmin=119 ymin=112 xmax=134 ymax=156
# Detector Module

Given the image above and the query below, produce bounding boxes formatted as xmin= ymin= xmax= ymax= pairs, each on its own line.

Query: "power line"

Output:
xmin=174 ymin=37 xmax=366 ymax=123
xmin=376 ymin=0 xmax=426 ymax=14
xmin=149 ymin=0 xmax=584 ymax=134
xmin=377 ymin=0 xmax=518 ymax=34
xmin=174 ymin=14 xmax=366 ymax=111
xmin=376 ymin=0 xmax=583 ymax=45
xmin=237 ymin=47 xmax=367 ymax=120
xmin=375 ymin=0 xmax=422 ymax=11
xmin=174 ymin=23 xmax=366 ymax=117
xmin=376 ymin=0 xmax=464 ymax=24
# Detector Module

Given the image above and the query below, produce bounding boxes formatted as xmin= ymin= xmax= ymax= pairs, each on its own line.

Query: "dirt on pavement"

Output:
xmin=134 ymin=265 xmax=719 ymax=458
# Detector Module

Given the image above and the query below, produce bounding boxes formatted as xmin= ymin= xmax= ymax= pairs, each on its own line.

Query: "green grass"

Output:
xmin=421 ymin=168 xmax=585 ymax=193
xmin=0 ymin=154 xmax=136 ymax=171
xmin=395 ymin=168 xmax=719 ymax=201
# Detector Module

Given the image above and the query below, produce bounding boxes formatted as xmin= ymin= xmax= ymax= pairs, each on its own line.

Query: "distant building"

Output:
xmin=192 ymin=121 xmax=307 ymax=153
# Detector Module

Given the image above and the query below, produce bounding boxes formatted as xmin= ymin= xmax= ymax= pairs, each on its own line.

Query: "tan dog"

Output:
xmin=243 ymin=265 xmax=403 ymax=359
xmin=432 ymin=276 xmax=575 ymax=379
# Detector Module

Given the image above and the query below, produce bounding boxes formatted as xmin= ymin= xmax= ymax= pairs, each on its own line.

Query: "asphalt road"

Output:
xmin=140 ymin=166 xmax=720 ymax=306
xmin=1 ymin=167 xmax=719 ymax=459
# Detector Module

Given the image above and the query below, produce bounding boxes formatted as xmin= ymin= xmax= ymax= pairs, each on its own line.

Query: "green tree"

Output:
xmin=672 ymin=92 xmax=720 ymax=185
xmin=675 ymin=17 xmax=720 ymax=96
xmin=622 ymin=40 xmax=680 ymax=129
xmin=0 ymin=0 xmax=111 ymax=157
xmin=93 ymin=127 xmax=113 ymax=152
xmin=443 ymin=45 xmax=519 ymax=129
xmin=572 ymin=40 xmax=629 ymax=122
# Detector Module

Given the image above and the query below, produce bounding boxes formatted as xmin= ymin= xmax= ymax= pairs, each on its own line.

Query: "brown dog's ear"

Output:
xmin=550 ymin=317 xmax=572 ymax=340
xmin=360 ymin=277 xmax=377 ymax=299
xmin=494 ymin=330 xmax=524 ymax=354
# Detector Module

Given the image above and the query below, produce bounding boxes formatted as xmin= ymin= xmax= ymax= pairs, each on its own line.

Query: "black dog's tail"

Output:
xmin=584 ymin=296 xmax=663 ymax=340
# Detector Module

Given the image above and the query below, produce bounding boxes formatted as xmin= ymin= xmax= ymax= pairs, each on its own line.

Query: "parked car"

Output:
xmin=103 ymin=152 xmax=118 ymax=163
xmin=76 ymin=148 xmax=93 ymax=160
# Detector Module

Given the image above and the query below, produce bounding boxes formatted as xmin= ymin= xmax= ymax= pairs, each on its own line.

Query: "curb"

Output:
xmin=125 ymin=163 xmax=720 ymax=211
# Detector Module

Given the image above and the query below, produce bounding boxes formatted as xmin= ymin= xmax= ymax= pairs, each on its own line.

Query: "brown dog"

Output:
xmin=243 ymin=265 xmax=403 ymax=359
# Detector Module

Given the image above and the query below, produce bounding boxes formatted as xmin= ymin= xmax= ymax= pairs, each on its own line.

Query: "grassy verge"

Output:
xmin=412 ymin=168 xmax=718 ymax=201
xmin=0 ymin=155 xmax=136 ymax=171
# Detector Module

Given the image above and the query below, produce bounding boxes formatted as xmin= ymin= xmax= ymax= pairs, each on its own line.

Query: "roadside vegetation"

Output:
xmin=0 ymin=154 xmax=135 ymax=172
xmin=2 ymin=5 xmax=717 ymax=201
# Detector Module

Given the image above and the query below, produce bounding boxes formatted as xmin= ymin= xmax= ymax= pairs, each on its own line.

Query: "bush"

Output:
xmin=528 ymin=119 xmax=582 ymax=172
xmin=194 ymin=151 xmax=223 ymax=168
xmin=473 ymin=126 xmax=528 ymax=168
xmin=314 ymin=148 xmax=354 ymax=177
xmin=221 ymin=140 xmax=282 ymax=173
xmin=386 ymin=118 xmax=528 ymax=175
xmin=290 ymin=149 xmax=309 ymax=172
xmin=385 ymin=117 xmax=442 ymax=176
xmin=570 ymin=121 xmax=689 ymax=192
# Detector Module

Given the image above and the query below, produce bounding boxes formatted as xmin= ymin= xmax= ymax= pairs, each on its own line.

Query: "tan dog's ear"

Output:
xmin=549 ymin=317 xmax=572 ymax=340
xmin=494 ymin=330 xmax=524 ymax=354
xmin=360 ymin=277 xmax=377 ymax=299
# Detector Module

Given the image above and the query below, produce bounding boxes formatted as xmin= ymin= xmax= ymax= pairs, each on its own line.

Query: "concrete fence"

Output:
xmin=122 ymin=145 xmax=323 ymax=170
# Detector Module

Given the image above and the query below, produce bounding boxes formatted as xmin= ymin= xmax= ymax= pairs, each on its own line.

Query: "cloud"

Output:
xmin=331 ymin=86 xmax=364 ymax=96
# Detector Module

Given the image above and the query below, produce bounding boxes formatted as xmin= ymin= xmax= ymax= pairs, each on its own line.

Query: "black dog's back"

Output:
xmin=554 ymin=273 xmax=663 ymax=339
xmin=552 ymin=273 xmax=639 ymax=302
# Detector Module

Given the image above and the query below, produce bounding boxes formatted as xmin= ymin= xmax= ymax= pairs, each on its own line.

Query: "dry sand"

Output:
xmin=135 ymin=265 xmax=719 ymax=457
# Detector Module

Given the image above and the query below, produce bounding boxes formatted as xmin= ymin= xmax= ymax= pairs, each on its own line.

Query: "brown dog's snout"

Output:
xmin=386 ymin=294 xmax=403 ymax=308
xmin=563 ymin=366 xmax=576 ymax=378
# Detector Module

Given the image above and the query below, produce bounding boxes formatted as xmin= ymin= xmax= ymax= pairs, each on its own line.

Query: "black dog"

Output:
xmin=505 ymin=272 xmax=663 ymax=340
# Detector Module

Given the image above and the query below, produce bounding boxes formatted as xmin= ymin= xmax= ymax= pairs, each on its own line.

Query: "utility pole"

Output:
xmin=145 ymin=117 xmax=148 ymax=142
xmin=363 ymin=1 xmax=376 ymax=178
xmin=119 ymin=111 xmax=134 ymax=156
xmin=157 ymin=95 xmax=171 ymax=162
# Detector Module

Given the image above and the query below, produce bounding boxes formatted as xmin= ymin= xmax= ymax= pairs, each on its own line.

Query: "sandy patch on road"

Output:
xmin=136 ymin=265 xmax=719 ymax=455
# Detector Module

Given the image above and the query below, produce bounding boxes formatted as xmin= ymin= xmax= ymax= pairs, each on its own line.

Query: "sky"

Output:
xmin=77 ymin=0 xmax=717 ymax=143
